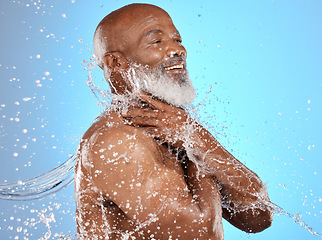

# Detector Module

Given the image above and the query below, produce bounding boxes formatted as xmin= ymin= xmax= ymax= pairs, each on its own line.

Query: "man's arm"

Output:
xmin=187 ymin=124 xmax=273 ymax=233
xmin=82 ymin=125 xmax=221 ymax=239
xmin=121 ymin=93 xmax=273 ymax=233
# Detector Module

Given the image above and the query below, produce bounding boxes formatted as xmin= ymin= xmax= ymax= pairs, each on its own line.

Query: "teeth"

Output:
xmin=164 ymin=64 xmax=183 ymax=71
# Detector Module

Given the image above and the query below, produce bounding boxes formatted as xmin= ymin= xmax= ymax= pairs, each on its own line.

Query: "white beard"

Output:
xmin=123 ymin=63 xmax=196 ymax=107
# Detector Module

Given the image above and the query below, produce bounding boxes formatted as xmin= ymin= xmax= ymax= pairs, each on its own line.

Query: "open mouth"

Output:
xmin=164 ymin=64 xmax=184 ymax=71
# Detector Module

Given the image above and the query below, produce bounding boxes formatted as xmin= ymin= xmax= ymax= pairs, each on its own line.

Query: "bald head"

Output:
xmin=92 ymin=4 xmax=193 ymax=105
xmin=93 ymin=4 xmax=171 ymax=69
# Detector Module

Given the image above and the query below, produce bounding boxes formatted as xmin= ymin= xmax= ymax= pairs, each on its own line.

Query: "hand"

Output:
xmin=121 ymin=92 xmax=193 ymax=149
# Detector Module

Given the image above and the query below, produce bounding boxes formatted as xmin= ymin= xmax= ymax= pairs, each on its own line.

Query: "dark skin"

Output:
xmin=75 ymin=4 xmax=273 ymax=239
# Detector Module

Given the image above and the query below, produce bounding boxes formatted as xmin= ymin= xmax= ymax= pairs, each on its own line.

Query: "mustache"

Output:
xmin=161 ymin=56 xmax=186 ymax=68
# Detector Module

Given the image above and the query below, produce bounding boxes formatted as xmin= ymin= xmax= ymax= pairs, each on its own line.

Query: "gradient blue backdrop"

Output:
xmin=0 ymin=0 xmax=321 ymax=239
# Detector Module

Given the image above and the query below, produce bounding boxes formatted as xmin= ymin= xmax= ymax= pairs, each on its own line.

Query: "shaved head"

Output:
xmin=93 ymin=3 xmax=169 ymax=69
xmin=93 ymin=3 xmax=195 ymax=106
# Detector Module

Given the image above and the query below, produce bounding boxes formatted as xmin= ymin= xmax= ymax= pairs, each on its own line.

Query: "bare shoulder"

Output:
xmin=78 ymin=111 xmax=163 ymax=179
xmin=82 ymin=111 xmax=156 ymax=145
xmin=85 ymin=111 xmax=159 ymax=148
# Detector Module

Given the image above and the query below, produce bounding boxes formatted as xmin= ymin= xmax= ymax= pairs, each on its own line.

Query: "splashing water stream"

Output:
xmin=0 ymin=155 xmax=76 ymax=201
xmin=0 ymin=57 xmax=321 ymax=239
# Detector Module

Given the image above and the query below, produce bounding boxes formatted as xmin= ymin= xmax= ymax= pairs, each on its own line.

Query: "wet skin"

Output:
xmin=75 ymin=4 xmax=273 ymax=239
xmin=76 ymin=109 xmax=223 ymax=239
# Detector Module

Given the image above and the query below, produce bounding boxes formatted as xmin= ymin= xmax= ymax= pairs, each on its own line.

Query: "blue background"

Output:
xmin=0 ymin=0 xmax=321 ymax=239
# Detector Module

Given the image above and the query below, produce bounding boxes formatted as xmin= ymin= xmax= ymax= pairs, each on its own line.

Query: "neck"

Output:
xmin=110 ymin=92 xmax=150 ymax=111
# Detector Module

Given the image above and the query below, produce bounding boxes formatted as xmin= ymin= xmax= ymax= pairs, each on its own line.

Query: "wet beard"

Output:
xmin=125 ymin=64 xmax=196 ymax=107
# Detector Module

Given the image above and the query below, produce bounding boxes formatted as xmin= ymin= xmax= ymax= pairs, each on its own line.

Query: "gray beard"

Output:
xmin=124 ymin=64 xmax=196 ymax=107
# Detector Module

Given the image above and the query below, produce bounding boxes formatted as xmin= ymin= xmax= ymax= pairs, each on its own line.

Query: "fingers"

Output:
xmin=135 ymin=91 xmax=188 ymax=119
xmin=124 ymin=116 xmax=159 ymax=127
xmin=121 ymin=108 xmax=159 ymax=118
xmin=137 ymin=91 xmax=169 ymax=111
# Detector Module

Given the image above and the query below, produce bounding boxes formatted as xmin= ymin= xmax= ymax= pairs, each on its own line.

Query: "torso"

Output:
xmin=75 ymin=111 xmax=190 ymax=239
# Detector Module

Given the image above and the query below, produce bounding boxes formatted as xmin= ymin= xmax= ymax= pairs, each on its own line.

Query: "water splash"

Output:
xmin=0 ymin=155 xmax=76 ymax=201
xmin=0 ymin=57 xmax=320 ymax=238
xmin=267 ymin=201 xmax=322 ymax=238
xmin=0 ymin=57 xmax=99 ymax=202
xmin=82 ymin=56 xmax=112 ymax=109
xmin=38 ymin=211 xmax=56 ymax=240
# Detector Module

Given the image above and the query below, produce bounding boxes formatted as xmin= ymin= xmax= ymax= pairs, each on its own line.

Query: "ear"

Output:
xmin=103 ymin=51 xmax=129 ymax=72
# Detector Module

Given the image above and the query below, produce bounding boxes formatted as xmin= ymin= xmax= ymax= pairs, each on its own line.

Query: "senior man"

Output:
xmin=75 ymin=3 xmax=273 ymax=239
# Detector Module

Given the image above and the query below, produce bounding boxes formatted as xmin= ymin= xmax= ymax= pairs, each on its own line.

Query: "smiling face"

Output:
xmin=94 ymin=4 xmax=195 ymax=105
xmin=114 ymin=5 xmax=188 ymax=83
xmin=128 ymin=22 xmax=185 ymax=78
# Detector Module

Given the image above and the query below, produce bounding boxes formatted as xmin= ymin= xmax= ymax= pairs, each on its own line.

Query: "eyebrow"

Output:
xmin=143 ymin=29 xmax=182 ymax=39
xmin=144 ymin=29 xmax=162 ymax=37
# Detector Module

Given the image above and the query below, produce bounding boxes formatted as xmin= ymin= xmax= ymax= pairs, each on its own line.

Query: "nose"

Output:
xmin=166 ymin=41 xmax=187 ymax=59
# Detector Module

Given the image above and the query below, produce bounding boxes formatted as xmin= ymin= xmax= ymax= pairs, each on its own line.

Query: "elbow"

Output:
xmin=244 ymin=207 xmax=273 ymax=233
xmin=223 ymin=205 xmax=273 ymax=233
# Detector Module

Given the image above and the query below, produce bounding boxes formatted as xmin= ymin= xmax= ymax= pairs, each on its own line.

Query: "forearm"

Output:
xmin=185 ymin=122 xmax=270 ymax=207
xmin=185 ymin=123 xmax=273 ymax=232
